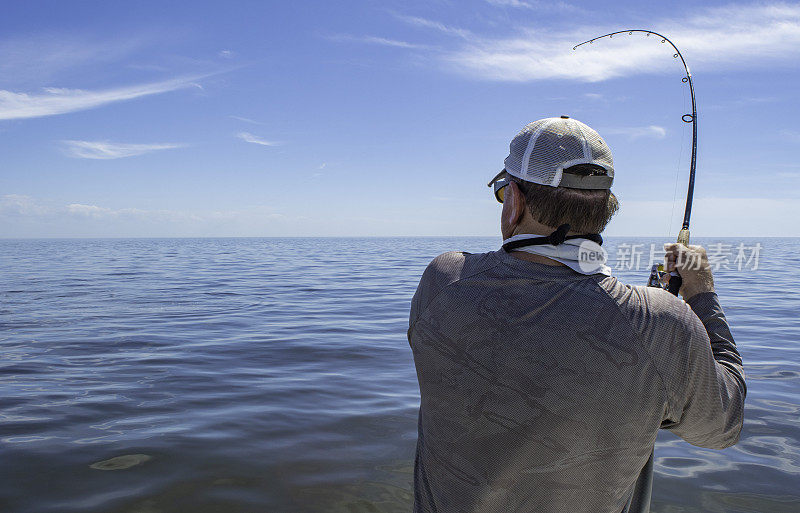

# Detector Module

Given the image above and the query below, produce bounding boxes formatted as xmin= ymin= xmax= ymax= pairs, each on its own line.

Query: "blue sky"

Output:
xmin=1 ymin=0 xmax=799 ymax=237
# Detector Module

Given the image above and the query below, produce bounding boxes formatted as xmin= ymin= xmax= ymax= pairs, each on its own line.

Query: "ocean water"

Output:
xmin=1 ymin=237 xmax=798 ymax=513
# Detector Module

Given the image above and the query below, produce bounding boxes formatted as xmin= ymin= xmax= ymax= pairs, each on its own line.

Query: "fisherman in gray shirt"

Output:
xmin=407 ymin=117 xmax=746 ymax=513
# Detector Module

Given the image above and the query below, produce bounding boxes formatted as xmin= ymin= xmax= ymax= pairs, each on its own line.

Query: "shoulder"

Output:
xmin=597 ymin=277 xmax=699 ymax=336
xmin=421 ymin=250 xmax=499 ymax=289
xmin=411 ymin=251 xmax=500 ymax=323
xmin=428 ymin=250 xmax=469 ymax=271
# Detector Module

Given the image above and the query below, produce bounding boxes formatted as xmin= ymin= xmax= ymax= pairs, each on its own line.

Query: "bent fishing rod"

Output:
xmin=573 ymin=30 xmax=696 ymax=296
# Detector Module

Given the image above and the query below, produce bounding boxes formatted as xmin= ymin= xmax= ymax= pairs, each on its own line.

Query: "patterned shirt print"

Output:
xmin=408 ymin=249 xmax=746 ymax=513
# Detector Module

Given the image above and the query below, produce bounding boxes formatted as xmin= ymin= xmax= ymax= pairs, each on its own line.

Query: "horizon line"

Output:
xmin=0 ymin=235 xmax=794 ymax=240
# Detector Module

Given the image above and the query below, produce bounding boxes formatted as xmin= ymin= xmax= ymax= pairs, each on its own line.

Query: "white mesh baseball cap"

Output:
xmin=490 ymin=116 xmax=614 ymax=191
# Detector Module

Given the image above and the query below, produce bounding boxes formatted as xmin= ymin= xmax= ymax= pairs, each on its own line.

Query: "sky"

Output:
xmin=1 ymin=0 xmax=799 ymax=238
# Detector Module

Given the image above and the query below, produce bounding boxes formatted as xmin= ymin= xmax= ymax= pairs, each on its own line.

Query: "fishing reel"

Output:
xmin=646 ymin=228 xmax=689 ymax=296
xmin=647 ymin=263 xmax=681 ymax=296
xmin=647 ymin=263 xmax=668 ymax=288
xmin=647 ymin=263 xmax=683 ymax=296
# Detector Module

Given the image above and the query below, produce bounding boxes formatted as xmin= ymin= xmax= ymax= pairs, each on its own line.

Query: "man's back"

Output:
xmin=408 ymin=249 xmax=745 ymax=513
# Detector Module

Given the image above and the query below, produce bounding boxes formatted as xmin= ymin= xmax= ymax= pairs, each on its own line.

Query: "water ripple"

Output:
xmin=1 ymin=237 xmax=798 ymax=512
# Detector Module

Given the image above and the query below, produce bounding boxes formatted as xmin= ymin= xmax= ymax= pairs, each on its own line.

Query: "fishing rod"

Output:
xmin=573 ymin=30 xmax=696 ymax=296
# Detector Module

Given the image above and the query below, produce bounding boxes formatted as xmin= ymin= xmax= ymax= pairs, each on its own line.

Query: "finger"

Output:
xmin=663 ymin=241 xmax=686 ymax=247
xmin=667 ymin=249 xmax=687 ymax=263
xmin=665 ymin=244 xmax=686 ymax=255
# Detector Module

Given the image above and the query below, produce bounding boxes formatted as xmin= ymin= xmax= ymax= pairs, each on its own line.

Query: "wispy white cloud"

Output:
xmin=486 ymin=0 xmax=530 ymax=7
xmin=707 ymin=95 xmax=778 ymax=110
xmin=0 ymin=76 xmax=203 ymax=121
xmin=780 ymin=129 xmax=800 ymax=142
xmin=327 ymin=33 xmax=428 ymax=49
xmin=237 ymin=131 xmax=280 ymax=146
xmin=0 ymin=34 xmax=151 ymax=85
xmin=218 ymin=49 xmax=234 ymax=58
xmin=65 ymin=202 xmax=279 ymax=222
xmin=484 ymin=0 xmax=578 ymax=12
xmin=0 ymin=194 xmax=49 ymax=216
xmin=62 ymin=140 xmax=185 ymax=159
xmin=126 ymin=63 xmax=170 ymax=72
xmin=311 ymin=162 xmax=328 ymax=177
xmin=66 ymin=203 xmax=115 ymax=217
xmin=394 ymin=14 xmax=475 ymax=40
xmin=0 ymin=194 xmax=287 ymax=237
xmin=400 ymin=3 xmax=800 ymax=82
xmin=603 ymin=125 xmax=666 ymax=140
xmin=2 ymin=195 xmax=282 ymax=223
xmin=229 ymin=115 xmax=265 ymax=125
xmin=360 ymin=36 xmax=427 ymax=49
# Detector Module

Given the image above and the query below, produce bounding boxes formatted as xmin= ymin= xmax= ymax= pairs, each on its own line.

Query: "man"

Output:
xmin=407 ymin=116 xmax=746 ymax=513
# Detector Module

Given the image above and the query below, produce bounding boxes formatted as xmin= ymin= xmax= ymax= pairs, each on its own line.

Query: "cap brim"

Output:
xmin=487 ymin=169 xmax=508 ymax=187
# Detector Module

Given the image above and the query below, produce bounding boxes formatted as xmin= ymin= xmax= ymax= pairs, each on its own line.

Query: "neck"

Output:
xmin=503 ymin=224 xmax=577 ymax=267
xmin=510 ymin=222 xmax=582 ymax=239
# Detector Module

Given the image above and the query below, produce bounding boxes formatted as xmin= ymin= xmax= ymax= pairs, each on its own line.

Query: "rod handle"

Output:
xmin=666 ymin=273 xmax=682 ymax=296
xmin=667 ymin=228 xmax=691 ymax=297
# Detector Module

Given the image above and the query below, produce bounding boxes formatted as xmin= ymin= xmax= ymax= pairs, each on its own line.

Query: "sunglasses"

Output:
xmin=487 ymin=170 xmax=512 ymax=203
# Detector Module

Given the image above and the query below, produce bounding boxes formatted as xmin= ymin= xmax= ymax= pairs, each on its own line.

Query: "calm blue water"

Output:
xmin=1 ymin=237 xmax=799 ymax=513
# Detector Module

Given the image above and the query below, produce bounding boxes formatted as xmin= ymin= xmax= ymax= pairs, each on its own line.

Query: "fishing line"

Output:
xmin=668 ymin=85 xmax=689 ymax=237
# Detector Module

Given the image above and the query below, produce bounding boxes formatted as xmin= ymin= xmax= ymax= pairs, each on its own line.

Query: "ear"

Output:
xmin=503 ymin=181 xmax=527 ymax=229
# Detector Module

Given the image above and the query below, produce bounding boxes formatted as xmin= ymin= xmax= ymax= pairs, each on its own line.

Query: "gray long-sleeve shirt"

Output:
xmin=408 ymin=249 xmax=746 ymax=513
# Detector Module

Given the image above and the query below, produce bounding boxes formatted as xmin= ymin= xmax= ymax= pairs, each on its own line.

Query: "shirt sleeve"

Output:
xmin=661 ymin=291 xmax=746 ymax=449
xmin=408 ymin=277 xmax=425 ymax=337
